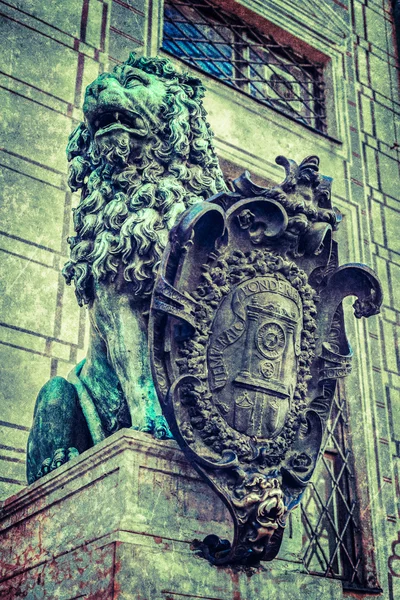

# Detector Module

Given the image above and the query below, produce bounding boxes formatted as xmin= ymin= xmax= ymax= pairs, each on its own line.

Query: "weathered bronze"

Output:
xmin=26 ymin=54 xmax=227 ymax=484
xmin=149 ymin=156 xmax=382 ymax=565
xmin=26 ymin=54 xmax=382 ymax=568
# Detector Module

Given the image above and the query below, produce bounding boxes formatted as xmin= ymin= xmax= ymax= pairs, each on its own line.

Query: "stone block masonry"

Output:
xmin=0 ymin=429 xmax=343 ymax=599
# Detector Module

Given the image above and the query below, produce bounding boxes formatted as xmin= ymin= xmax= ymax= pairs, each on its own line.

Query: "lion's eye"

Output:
xmin=125 ymin=79 xmax=143 ymax=88
xmin=125 ymin=77 xmax=144 ymax=89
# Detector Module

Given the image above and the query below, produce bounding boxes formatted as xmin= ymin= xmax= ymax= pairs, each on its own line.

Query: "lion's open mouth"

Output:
xmin=89 ymin=110 xmax=148 ymax=138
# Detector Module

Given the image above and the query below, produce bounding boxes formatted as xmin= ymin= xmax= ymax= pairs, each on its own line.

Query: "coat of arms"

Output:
xmin=149 ymin=155 xmax=382 ymax=565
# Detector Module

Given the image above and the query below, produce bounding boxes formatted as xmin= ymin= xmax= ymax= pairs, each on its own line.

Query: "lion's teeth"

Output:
xmin=115 ymin=112 xmax=119 ymax=122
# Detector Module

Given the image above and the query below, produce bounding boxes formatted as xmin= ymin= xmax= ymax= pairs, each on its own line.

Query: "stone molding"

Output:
xmin=0 ymin=429 xmax=343 ymax=599
xmin=237 ymin=0 xmax=351 ymax=49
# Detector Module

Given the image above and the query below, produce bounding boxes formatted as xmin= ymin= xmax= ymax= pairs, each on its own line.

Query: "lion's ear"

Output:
xmin=66 ymin=122 xmax=90 ymax=161
xmin=184 ymin=76 xmax=205 ymax=100
xmin=125 ymin=52 xmax=138 ymax=68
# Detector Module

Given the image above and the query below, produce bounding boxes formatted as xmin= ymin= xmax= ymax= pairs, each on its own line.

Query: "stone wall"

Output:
xmin=0 ymin=0 xmax=399 ymax=597
xmin=0 ymin=0 xmax=148 ymax=498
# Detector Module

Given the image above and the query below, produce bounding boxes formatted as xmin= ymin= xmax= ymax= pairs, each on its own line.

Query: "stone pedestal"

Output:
xmin=0 ymin=430 xmax=342 ymax=599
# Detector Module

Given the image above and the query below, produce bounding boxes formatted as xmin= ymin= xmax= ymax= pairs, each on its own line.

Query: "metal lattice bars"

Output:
xmin=162 ymin=0 xmax=327 ymax=133
xmin=301 ymin=388 xmax=361 ymax=585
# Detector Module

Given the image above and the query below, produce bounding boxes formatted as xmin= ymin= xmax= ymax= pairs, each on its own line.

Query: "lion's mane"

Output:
xmin=63 ymin=54 xmax=227 ymax=305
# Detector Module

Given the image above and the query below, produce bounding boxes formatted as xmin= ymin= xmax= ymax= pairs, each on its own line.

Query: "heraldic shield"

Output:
xmin=149 ymin=156 xmax=383 ymax=566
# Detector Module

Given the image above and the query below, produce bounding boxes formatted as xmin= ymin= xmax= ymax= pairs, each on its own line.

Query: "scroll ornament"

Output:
xmin=149 ymin=155 xmax=382 ymax=565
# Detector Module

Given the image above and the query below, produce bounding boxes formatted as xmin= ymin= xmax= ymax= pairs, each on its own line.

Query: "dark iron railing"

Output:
xmin=162 ymin=0 xmax=327 ymax=133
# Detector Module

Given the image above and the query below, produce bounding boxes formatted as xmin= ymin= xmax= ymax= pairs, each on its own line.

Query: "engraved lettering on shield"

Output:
xmin=207 ymin=275 xmax=302 ymax=440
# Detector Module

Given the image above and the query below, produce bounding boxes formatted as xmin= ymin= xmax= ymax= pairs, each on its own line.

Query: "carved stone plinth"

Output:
xmin=1 ymin=430 xmax=342 ymax=599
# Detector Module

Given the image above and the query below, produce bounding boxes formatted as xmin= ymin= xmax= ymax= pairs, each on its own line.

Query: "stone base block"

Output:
xmin=0 ymin=429 xmax=343 ymax=599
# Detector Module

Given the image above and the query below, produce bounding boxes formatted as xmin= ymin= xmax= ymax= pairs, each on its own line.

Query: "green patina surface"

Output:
xmin=0 ymin=1 xmax=399 ymax=598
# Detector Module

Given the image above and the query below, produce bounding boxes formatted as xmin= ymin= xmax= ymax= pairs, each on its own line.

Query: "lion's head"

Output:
xmin=63 ymin=54 xmax=227 ymax=305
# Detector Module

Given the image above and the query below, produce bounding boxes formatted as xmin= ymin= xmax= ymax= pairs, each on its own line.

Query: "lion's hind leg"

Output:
xmin=27 ymin=377 xmax=92 ymax=484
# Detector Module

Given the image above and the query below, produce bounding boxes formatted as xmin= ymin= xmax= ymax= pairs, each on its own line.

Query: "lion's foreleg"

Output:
xmin=91 ymin=285 xmax=171 ymax=437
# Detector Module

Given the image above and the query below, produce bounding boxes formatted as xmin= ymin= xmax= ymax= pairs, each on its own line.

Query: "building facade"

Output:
xmin=0 ymin=0 xmax=399 ymax=597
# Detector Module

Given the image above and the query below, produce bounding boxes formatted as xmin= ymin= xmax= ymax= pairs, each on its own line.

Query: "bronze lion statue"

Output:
xmin=27 ymin=54 xmax=227 ymax=483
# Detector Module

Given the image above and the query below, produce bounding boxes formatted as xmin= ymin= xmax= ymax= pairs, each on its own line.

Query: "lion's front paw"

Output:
xmin=37 ymin=447 xmax=79 ymax=479
xmin=133 ymin=416 xmax=173 ymax=440
xmin=136 ymin=415 xmax=154 ymax=434
xmin=154 ymin=415 xmax=174 ymax=440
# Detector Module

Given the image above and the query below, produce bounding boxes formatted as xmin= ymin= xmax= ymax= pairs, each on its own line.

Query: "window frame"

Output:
xmin=162 ymin=0 xmax=332 ymax=137
xmin=300 ymin=379 xmax=365 ymax=589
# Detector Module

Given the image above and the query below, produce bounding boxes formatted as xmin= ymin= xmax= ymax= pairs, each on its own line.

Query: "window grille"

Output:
xmin=301 ymin=382 xmax=363 ymax=588
xmin=162 ymin=0 xmax=327 ymax=133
